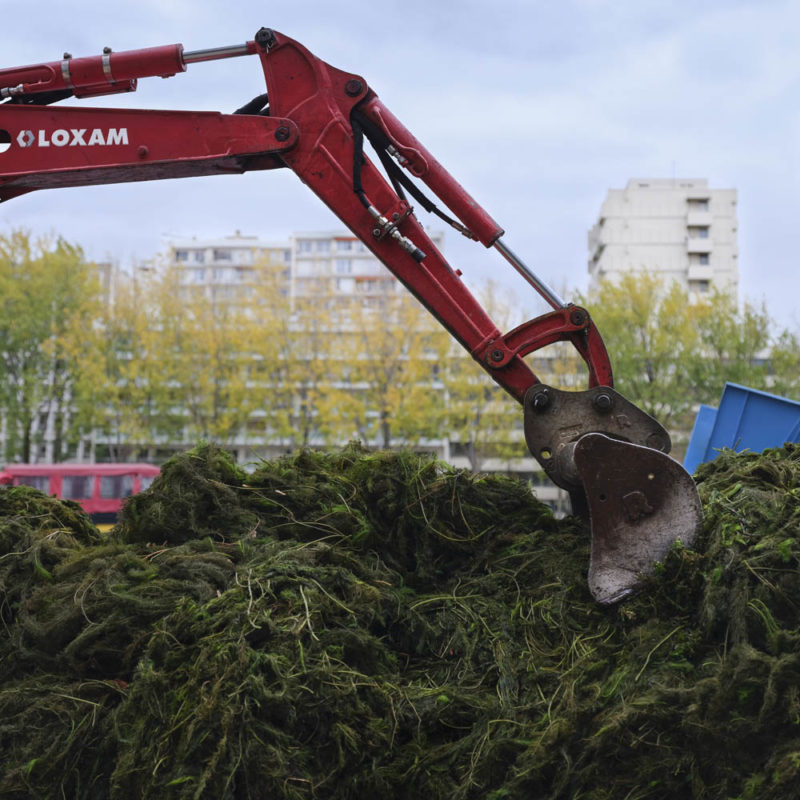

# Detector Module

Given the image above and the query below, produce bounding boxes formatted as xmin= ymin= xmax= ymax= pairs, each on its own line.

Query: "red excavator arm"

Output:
xmin=0 ymin=28 xmax=701 ymax=602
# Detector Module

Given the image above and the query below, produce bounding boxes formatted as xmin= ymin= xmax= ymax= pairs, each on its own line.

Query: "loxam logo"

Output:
xmin=15 ymin=128 xmax=129 ymax=148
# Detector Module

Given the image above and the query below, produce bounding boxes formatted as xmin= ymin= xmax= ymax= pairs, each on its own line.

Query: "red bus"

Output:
xmin=0 ymin=463 xmax=160 ymax=528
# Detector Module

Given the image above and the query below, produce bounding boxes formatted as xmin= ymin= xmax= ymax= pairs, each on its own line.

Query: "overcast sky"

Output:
xmin=2 ymin=0 xmax=798 ymax=330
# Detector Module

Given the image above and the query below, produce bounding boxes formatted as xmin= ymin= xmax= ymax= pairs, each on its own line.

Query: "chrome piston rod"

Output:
xmin=182 ymin=44 xmax=251 ymax=64
xmin=494 ymin=239 xmax=567 ymax=311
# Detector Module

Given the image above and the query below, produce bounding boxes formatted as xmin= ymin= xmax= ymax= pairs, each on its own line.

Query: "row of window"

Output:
xmin=183 ymin=267 xmax=290 ymax=284
xmin=294 ymin=259 xmax=386 ymax=279
xmin=184 ymin=268 xmax=256 ymax=283
xmin=296 ymin=239 xmax=367 ymax=254
xmin=174 ymin=249 xmax=292 ymax=265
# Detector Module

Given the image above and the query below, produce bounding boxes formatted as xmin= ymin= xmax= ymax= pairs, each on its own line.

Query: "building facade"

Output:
xmin=166 ymin=229 xmax=448 ymax=307
xmin=587 ymin=179 xmax=739 ymax=301
xmin=168 ymin=231 xmax=292 ymax=304
xmin=291 ymin=231 xmax=403 ymax=305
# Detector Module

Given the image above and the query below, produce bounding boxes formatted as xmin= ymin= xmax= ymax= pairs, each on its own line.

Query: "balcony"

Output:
xmin=686 ymin=211 xmax=712 ymax=227
xmin=687 ymin=264 xmax=713 ymax=282
xmin=687 ymin=238 xmax=713 ymax=254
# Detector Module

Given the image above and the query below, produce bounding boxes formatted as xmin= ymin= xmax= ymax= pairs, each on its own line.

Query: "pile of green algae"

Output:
xmin=1 ymin=441 xmax=800 ymax=799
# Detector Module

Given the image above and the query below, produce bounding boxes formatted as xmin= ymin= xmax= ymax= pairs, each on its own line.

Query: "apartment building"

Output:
xmin=166 ymin=229 xmax=449 ymax=306
xmin=168 ymin=231 xmax=292 ymax=303
xmin=293 ymin=231 xmax=397 ymax=304
xmin=587 ymin=179 xmax=739 ymax=301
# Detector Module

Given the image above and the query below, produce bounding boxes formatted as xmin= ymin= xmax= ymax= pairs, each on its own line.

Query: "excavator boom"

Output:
xmin=0 ymin=28 xmax=702 ymax=602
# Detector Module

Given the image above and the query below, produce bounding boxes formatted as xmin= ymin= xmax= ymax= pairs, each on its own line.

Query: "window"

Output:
xmin=213 ymin=249 xmax=233 ymax=262
xmin=316 ymin=240 xmax=331 ymax=253
xmin=140 ymin=475 xmax=156 ymax=491
xmin=100 ymin=474 xmax=134 ymax=499
xmin=175 ymin=250 xmax=189 ymax=262
xmin=62 ymin=475 xmax=94 ymax=500
xmin=212 ymin=268 xmax=229 ymax=282
xmin=699 ymin=253 xmax=709 ymax=265
xmin=192 ymin=268 xmax=206 ymax=283
xmin=336 ymin=239 xmax=354 ymax=252
xmin=15 ymin=475 xmax=49 ymax=492
xmin=335 ymin=259 xmax=352 ymax=274
xmin=194 ymin=250 xmax=206 ymax=263
xmin=689 ymin=279 xmax=710 ymax=293
xmin=688 ymin=226 xmax=710 ymax=239
xmin=688 ymin=198 xmax=709 ymax=211
xmin=336 ymin=277 xmax=354 ymax=292
xmin=297 ymin=240 xmax=313 ymax=253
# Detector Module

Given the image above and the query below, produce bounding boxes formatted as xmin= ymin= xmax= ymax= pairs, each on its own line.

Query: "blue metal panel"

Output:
xmin=684 ymin=404 xmax=718 ymax=474
xmin=684 ymin=383 xmax=800 ymax=472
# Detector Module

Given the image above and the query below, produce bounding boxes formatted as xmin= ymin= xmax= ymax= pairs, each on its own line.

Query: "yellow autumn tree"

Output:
xmin=335 ymin=290 xmax=450 ymax=449
xmin=441 ymin=281 xmax=525 ymax=471
xmin=0 ymin=231 xmax=102 ymax=462
xmin=174 ymin=283 xmax=263 ymax=446
xmin=81 ymin=267 xmax=187 ymax=460
xmin=247 ymin=260 xmax=347 ymax=450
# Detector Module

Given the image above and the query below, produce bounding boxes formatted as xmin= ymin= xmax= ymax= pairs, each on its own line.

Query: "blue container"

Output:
xmin=684 ymin=383 xmax=800 ymax=474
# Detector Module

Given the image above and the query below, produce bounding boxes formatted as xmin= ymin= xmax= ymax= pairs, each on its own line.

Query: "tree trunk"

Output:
xmin=381 ymin=410 xmax=391 ymax=449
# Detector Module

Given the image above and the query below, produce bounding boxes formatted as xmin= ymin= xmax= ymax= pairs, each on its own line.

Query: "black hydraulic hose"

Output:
xmin=350 ymin=109 xmax=472 ymax=237
xmin=7 ymin=89 xmax=73 ymax=106
xmin=350 ymin=116 xmax=372 ymax=209
xmin=233 ymin=93 xmax=269 ymax=115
